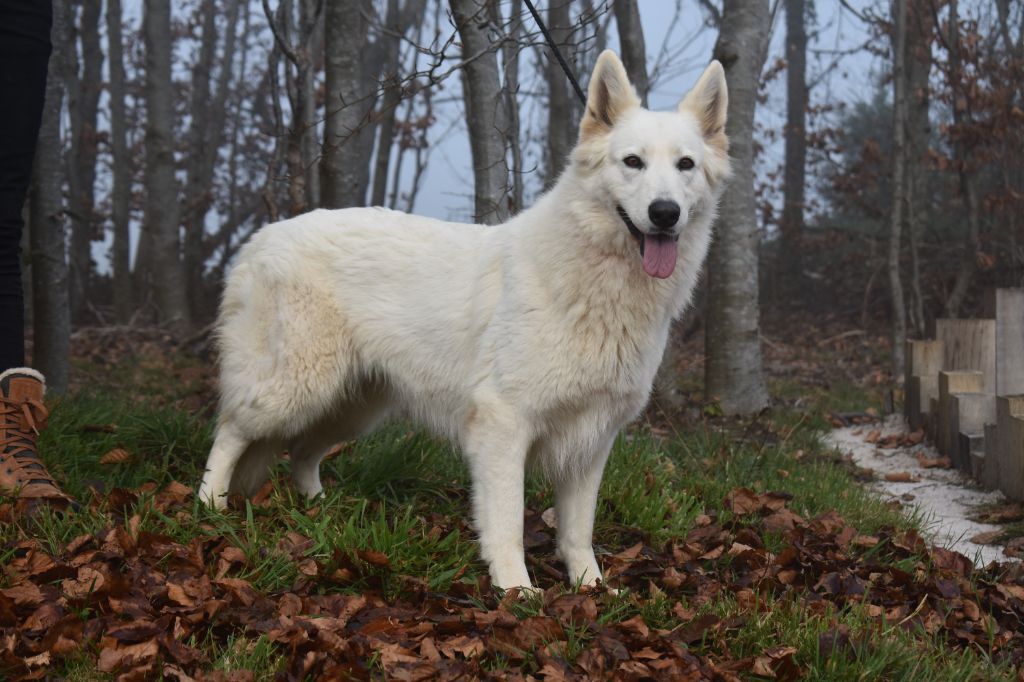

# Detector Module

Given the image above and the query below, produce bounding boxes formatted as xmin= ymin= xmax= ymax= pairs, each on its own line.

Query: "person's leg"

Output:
xmin=0 ymin=0 xmax=52 ymax=369
xmin=0 ymin=1 xmax=72 ymax=511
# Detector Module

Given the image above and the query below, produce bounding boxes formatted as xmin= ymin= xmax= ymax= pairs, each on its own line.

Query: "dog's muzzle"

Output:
xmin=616 ymin=205 xmax=679 ymax=256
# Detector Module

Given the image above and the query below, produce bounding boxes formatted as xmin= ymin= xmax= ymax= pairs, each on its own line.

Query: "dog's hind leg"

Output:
xmin=199 ymin=420 xmax=250 ymax=509
xmin=228 ymin=438 xmax=283 ymax=498
xmin=289 ymin=396 xmax=392 ymax=499
xmin=288 ymin=431 xmax=336 ymax=499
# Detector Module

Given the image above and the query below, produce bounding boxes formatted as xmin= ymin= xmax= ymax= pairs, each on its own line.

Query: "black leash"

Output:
xmin=522 ymin=0 xmax=588 ymax=106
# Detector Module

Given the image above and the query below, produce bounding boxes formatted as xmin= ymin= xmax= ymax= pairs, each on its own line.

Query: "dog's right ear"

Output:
xmin=580 ymin=50 xmax=641 ymax=141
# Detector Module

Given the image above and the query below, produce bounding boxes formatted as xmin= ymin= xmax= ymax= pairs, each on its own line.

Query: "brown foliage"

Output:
xmin=3 ymin=482 xmax=1024 ymax=679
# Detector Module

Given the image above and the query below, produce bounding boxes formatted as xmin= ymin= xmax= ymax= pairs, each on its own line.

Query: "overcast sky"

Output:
xmin=409 ymin=0 xmax=877 ymax=224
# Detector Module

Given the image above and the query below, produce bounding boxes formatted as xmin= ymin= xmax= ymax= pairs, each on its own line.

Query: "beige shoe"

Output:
xmin=0 ymin=368 xmax=73 ymax=512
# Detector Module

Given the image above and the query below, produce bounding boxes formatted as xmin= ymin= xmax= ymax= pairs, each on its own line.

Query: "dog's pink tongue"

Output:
xmin=642 ymin=235 xmax=677 ymax=279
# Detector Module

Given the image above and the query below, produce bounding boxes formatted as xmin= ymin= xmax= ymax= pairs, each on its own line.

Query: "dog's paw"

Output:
xmin=558 ymin=547 xmax=604 ymax=589
xmin=489 ymin=559 xmax=533 ymax=595
xmin=498 ymin=585 xmax=543 ymax=602
xmin=197 ymin=483 xmax=228 ymax=510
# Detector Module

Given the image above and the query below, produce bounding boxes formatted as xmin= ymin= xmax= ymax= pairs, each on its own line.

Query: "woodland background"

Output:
xmin=7 ymin=2 xmax=1024 ymax=679
xmin=22 ymin=0 xmax=1024 ymax=414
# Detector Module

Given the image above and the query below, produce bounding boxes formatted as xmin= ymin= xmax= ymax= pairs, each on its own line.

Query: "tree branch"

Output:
xmin=262 ymin=0 xmax=301 ymax=66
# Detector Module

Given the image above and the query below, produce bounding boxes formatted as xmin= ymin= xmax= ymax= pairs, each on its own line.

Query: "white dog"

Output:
xmin=199 ymin=51 xmax=730 ymax=590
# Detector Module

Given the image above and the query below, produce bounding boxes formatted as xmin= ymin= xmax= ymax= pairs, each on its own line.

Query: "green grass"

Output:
xmin=208 ymin=634 xmax=283 ymax=680
xmin=9 ymin=375 xmax=1014 ymax=680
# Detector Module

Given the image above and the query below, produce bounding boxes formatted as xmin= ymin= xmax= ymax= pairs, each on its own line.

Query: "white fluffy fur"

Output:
xmin=199 ymin=51 xmax=730 ymax=590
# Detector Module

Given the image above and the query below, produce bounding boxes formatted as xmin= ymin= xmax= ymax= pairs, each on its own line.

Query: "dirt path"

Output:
xmin=826 ymin=415 xmax=1015 ymax=566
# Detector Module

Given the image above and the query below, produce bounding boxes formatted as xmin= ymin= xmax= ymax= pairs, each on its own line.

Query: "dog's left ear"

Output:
xmin=679 ymin=61 xmax=728 ymax=141
xmin=580 ymin=50 xmax=641 ymax=141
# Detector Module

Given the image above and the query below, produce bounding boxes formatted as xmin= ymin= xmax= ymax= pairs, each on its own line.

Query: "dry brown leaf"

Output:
xmin=764 ymin=509 xmax=805 ymax=532
xmin=724 ymin=487 xmax=761 ymax=515
xmin=438 ymin=635 xmax=486 ymax=659
xmin=62 ymin=566 xmax=106 ymax=599
xmin=97 ymin=639 xmax=159 ymax=673
xmin=970 ymin=530 xmax=1004 ymax=545
xmin=99 ymin=448 xmax=133 ymax=465
xmin=357 ymin=549 xmax=391 ymax=568
xmin=619 ymin=615 xmax=650 ymax=640
xmin=884 ymin=471 xmax=918 ymax=483
xmin=915 ymin=453 xmax=952 ymax=469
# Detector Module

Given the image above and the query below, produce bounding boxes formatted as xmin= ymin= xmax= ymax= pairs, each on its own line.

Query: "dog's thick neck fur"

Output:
xmin=490 ymin=52 xmax=730 ymax=334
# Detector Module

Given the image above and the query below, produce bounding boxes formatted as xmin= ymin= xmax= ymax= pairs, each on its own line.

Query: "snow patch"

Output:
xmin=826 ymin=414 xmax=1015 ymax=567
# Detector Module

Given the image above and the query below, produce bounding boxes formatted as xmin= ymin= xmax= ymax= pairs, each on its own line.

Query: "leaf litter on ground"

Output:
xmin=2 ymin=478 xmax=1024 ymax=680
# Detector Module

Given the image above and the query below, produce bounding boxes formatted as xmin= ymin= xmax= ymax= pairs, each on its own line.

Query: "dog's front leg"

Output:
xmin=464 ymin=411 xmax=532 ymax=591
xmin=554 ymin=437 xmax=615 ymax=587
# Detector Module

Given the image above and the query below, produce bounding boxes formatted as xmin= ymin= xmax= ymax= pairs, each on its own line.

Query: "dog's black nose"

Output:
xmin=648 ymin=200 xmax=681 ymax=230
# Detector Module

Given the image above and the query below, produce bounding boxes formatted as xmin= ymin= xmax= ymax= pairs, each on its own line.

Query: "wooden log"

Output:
xmin=937 ymin=370 xmax=984 ymax=460
xmin=908 ymin=375 xmax=939 ymax=432
xmin=950 ymin=392 xmax=995 ymax=471
xmin=935 ymin=319 xmax=996 ymax=395
xmin=927 ymin=397 xmax=940 ymax=443
xmin=905 ymin=339 xmax=944 ymax=429
xmin=987 ymin=288 xmax=1024 ymax=396
xmin=963 ymin=431 xmax=986 ymax=481
xmin=982 ymin=422 xmax=1000 ymax=491
xmin=996 ymin=395 xmax=1024 ymax=501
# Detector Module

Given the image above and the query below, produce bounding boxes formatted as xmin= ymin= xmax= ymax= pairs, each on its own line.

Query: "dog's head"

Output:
xmin=572 ymin=51 xmax=730 ymax=279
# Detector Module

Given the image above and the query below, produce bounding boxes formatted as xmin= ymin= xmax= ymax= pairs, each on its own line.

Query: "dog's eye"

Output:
xmin=677 ymin=157 xmax=695 ymax=171
xmin=623 ymin=155 xmax=644 ymax=169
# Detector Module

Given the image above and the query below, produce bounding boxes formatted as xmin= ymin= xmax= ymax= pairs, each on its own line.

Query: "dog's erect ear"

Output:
xmin=679 ymin=61 xmax=728 ymax=140
xmin=580 ymin=50 xmax=641 ymax=140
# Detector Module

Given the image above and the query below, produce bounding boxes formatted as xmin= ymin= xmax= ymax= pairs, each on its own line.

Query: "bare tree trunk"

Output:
xmin=779 ymin=0 xmax=806 ymax=294
xmin=450 ymin=0 xmax=511 ymax=224
xmin=544 ymin=0 xmax=574 ymax=187
xmin=499 ymin=0 xmax=524 ymax=213
xmin=613 ymin=0 xmax=648 ymax=106
xmin=905 ymin=0 xmax=931 ymax=335
xmin=263 ymin=39 xmax=286 ymax=223
xmin=184 ymin=0 xmax=242 ymax=324
xmin=704 ymin=0 xmax=770 ymax=415
xmin=942 ymin=0 xmax=979 ymax=319
xmin=143 ymin=0 xmax=190 ymax=332
xmin=183 ymin=0 xmax=219 ymax=324
xmin=67 ymin=0 xmax=102 ymax=323
xmin=106 ymin=0 xmax=132 ymax=324
xmin=265 ymin=0 xmax=321 ymax=216
xmin=888 ymin=0 xmax=908 ymax=378
xmin=321 ymin=0 xmax=373 ymax=208
xmin=370 ymin=0 xmax=404 ymax=207
xmin=29 ymin=0 xmax=71 ymax=393
xmin=300 ymin=0 xmax=323 ymax=209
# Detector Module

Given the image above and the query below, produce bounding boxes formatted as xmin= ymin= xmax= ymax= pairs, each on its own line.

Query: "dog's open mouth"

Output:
xmin=616 ymin=205 xmax=679 ymax=279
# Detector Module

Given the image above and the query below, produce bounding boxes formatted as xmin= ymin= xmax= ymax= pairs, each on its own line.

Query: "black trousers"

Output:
xmin=0 ymin=0 xmax=52 ymax=371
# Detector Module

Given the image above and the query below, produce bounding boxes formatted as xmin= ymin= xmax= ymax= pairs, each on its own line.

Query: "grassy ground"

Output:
xmin=1 ymin=350 xmax=1019 ymax=680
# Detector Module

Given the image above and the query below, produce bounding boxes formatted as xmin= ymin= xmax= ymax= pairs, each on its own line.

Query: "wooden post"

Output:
xmin=927 ymin=396 xmax=940 ymax=442
xmin=982 ymin=422 xmax=1000 ymax=491
xmin=988 ymin=288 xmax=1024 ymax=396
xmin=951 ymin=392 xmax=996 ymax=471
xmin=935 ymin=319 xmax=996 ymax=394
xmin=937 ymin=370 xmax=984 ymax=461
xmin=905 ymin=339 xmax=943 ymax=430
xmin=963 ymin=431 xmax=985 ymax=481
xmin=996 ymin=396 xmax=1024 ymax=501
